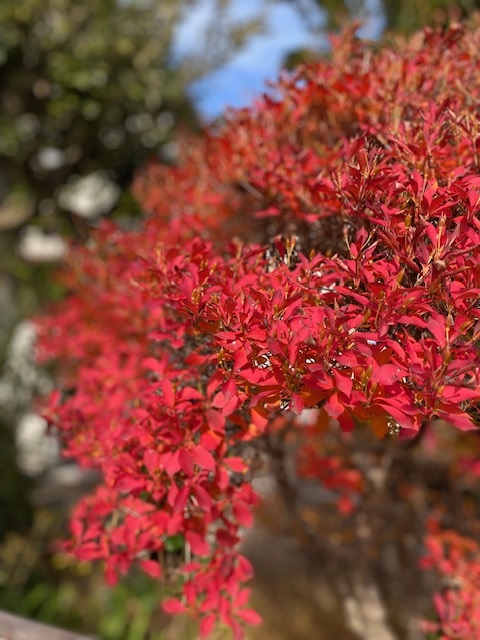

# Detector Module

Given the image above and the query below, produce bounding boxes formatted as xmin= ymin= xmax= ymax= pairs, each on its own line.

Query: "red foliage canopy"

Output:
xmin=37 ymin=23 xmax=480 ymax=638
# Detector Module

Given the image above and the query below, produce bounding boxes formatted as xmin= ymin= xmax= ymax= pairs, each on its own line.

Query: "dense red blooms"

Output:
xmin=37 ymin=22 xmax=480 ymax=638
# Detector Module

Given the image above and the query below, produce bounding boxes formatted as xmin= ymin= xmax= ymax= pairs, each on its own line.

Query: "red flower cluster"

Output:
xmin=37 ymin=22 xmax=480 ymax=638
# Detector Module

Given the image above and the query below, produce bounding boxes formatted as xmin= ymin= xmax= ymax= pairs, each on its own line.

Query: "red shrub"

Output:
xmin=37 ymin=22 xmax=480 ymax=638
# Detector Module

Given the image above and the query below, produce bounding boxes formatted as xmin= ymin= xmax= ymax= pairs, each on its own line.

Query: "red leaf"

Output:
xmin=143 ymin=449 xmax=161 ymax=475
xmin=139 ymin=559 xmax=162 ymax=578
xmin=441 ymin=386 xmax=480 ymax=402
xmin=290 ymin=392 xmax=305 ymax=415
xmin=223 ymin=378 xmax=237 ymax=400
xmin=192 ymin=445 xmax=216 ymax=472
xmin=337 ymin=410 xmax=354 ymax=432
xmin=233 ymin=349 xmax=249 ymax=371
xmin=142 ymin=357 xmax=165 ymax=375
xmin=200 ymin=430 xmax=221 ymax=451
xmin=173 ymin=486 xmax=190 ymax=515
xmin=371 ymin=414 xmax=389 ymax=438
xmin=338 ymin=494 xmax=355 ymax=516
xmin=371 ymin=364 xmax=404 ymax=385
xmin=200 ymin=614 xmax=217 ymax=638
xmin=179 ymin=449 xmax=194 ymax=476
xmin=325 ymin=393 xmax=344 ymax=419
xmin=71 ymin=518 xmax=83 ymax=540
xmin=233 ymin=502 xmax=253 ymax=528
xmin=396 ymin=315 xmax=427 ymax=328
xmin=105 ymin=564 xmax=118 ymax=587
xmin=212 ymin=391 xmax=227 ymax=409
xmin=193 ymin=485 xmax=212 ymax=510
xmin=427 ymin=314 xmax=446 ymax=349
xmin=251 ymin=407 xmax=268 ymax=430
xmin=162 ymin=450 xmax=181 ymax=476
xmin=438 ymin=410 xmax=476 ymax=431
xmin=221 ymin=395 xmax=239 ymax=416
xmin=224 ymin=457 xmax=246 ymax=473
xmin=163 ymin=598 xmax=187 ymax=614
xmin=185 ymin=530 xmax=210 ymax=556
xmin=333 ymin=369 xmax=353 ymax=397
xmin=206 ymin=408 xmax=225 ymax=432
xmin=161 ymin=379 xmax=175 ymax=408
xmin=237 ymin=608 xmax=262 ymax=625
xmin=236 ymin=554 xmax=253 ymax=580
xmin=181 ymin=387 xmax=205 ymax=401
xmin=376 ymin=400 xmax=414 ymax=430
xmin=213 ymin=389 xmax=239 ymax=415
xmin=231 ymin=588 xmax=250 ymax=609
xmin=232 ymin=619 xmax=245 ymax=640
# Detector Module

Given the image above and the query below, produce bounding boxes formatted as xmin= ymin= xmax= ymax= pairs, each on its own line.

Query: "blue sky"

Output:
xmin=174 ymin=0 xmax=385 ymax=121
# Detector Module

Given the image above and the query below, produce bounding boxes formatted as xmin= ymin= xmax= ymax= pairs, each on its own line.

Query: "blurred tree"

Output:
xmin=288 ymin=0 xmax=480 ymax=34
xmin=382 ymin=0 xmax=480 ymax=33
xmin=0 ymin=0 xmax=265 ymax=234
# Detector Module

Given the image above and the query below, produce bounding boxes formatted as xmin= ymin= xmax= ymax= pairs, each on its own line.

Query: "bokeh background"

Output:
xmin=1 ymin=1 xmax=479 ymax=638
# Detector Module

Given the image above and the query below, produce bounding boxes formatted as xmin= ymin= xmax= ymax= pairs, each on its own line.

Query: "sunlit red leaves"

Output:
xmin=35 ymin=21 xmax=480 ymax=640
xmin=162 ymin=553 xmax=259 ymax=639
xmin=422 ymin=527 xmax=480 ymax=640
